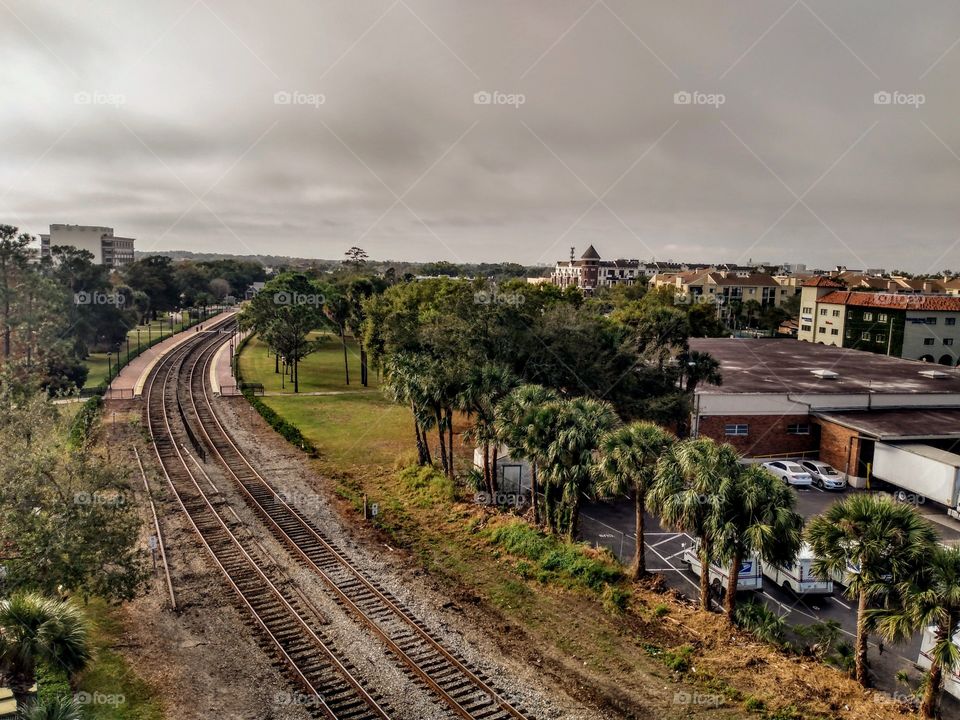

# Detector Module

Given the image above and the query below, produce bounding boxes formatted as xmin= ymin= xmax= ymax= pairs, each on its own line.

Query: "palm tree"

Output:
xmin=868 ymin=544 xmax=960 ymax=717
xmin=650 ymin=438 xmax=738 ymax=611
xmin=17 ymin=695 xmax=83 ymax=720
xmin=806 ymin=494 xmax=937 ymax=687
xmin=539 ymin=397 xmax=620 ymax=539
xmin=381 ymin=353 xmax=432 ymax=465
xmin=0 ymin=593 xmax=91 ymax=706
xmin=456 ymin=364 xmax=518 ymax=495
xmin=594 ymin=422 xmax=676 ymax=579
xmin=711 ymin=464 xmax=803 ymax=620
xmin=494 ymin=384 xmax=559 ymax=525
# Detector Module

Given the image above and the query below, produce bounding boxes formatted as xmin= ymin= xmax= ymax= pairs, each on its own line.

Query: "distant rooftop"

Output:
xmin=689 ymin=338 xmax=960 ymax=395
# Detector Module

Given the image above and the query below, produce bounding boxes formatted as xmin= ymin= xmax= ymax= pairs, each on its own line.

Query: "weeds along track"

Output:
xmin=145 ymin=323 xmax=392 ymax=720
xmin=182 ymin=331 xmax=534 ymax=720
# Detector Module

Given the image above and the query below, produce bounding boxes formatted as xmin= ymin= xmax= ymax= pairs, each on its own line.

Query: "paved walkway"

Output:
xmin=210 ymin=328 xmax=251 ymax=396
xmin=107 ymin=311 xmax=236 ymax=398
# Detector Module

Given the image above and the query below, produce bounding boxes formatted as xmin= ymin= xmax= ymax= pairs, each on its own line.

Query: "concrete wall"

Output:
xmin=903 ymin=310 xmax=960 ymax=365
xmin=48 ymin=225 xmax=110 ymax=264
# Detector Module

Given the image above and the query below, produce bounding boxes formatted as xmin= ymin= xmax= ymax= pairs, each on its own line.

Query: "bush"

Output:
xmin=601 ymin=584 xmax=630 ymax=614
xmin=242 ymin=390 xmax=318 ymax=456
xmin=399 ymin=465 xmax=455 ymax=506
xmin=486 ymin=520 xmax=623 ymax=592
xmin=36 ymin=663 xmax=72 ymax=705
xmin=652 ymin=603 xmax=670 ymax=618
xmin=68 ymin=395 xmax=103 ymax=448
xmin=735 ymin=600 xmax=786 ymax=645
xmin=661 ymin=644 xmax=694 ymax=672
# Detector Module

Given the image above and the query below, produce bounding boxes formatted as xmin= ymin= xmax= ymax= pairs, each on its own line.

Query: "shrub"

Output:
xmin=652 ymin=603 xmax=670 ymax=618
xmin=398 ymin=465 xmax=455 ymax=506
xmin=601 ymin=584 xmax=630 ymax=614
xmin=661 ymin=644 xmax=694 ymax=673
xmin=743 ymin=696 xmax=765 ymax=712
xmin=68 ymin=396 xmax=103 ymax=448
xmin=486 ymin=520 xmax=623 ymax=592
xmin=242 ymin=390 xmax=318 ymax=456
xmin=735 ymin=600 xmax=786 ymax=645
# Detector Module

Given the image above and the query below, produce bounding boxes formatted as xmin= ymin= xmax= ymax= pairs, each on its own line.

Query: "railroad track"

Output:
xmin=145 ymin=324 xmax=392 ymax=720
xmin=182 ymin=330 xmax=534 ymax=720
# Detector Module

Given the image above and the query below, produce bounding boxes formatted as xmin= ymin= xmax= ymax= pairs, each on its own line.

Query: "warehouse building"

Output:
xmin=690 ymin=338 xmax=960 ymax=487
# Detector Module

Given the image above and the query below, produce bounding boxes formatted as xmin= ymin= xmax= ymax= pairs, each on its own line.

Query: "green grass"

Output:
xmin=84 ymin=354 xmax=112 ymax=388
xmin=259 ymin=393 xmax=410 ymax=467
xmin=238 ymin=334 xmax=379 ymax=395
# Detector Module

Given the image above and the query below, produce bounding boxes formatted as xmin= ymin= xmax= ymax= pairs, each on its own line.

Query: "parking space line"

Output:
xmin=646 ymin=541 xmax=699 ymax=591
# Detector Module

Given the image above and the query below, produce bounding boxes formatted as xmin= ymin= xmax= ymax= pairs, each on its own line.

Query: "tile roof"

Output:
xmin=816 ymin=290 xmax=960 ymax=311
xmin=802 ymin=276 xmax=846 ymax=288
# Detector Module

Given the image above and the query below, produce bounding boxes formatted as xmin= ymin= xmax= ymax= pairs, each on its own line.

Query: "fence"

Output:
xmin=579 ymin=511 xmax=635 ymax=565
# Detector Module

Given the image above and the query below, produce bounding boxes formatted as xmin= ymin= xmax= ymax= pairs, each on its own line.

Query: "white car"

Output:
xmin=762 ymin=461 xmax=813 ymax=487
xmin=800 ymin=460 xmax=847 ymax=490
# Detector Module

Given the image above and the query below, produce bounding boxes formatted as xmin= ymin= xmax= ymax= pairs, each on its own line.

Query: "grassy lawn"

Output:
xmin=238 ymin=334 xmax=379 ymax=395
xmin=84 ymin=354 xmax=112 ymax=389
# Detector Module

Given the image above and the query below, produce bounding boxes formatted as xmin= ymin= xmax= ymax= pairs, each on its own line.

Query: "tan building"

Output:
xmin=651 ymin=269 xmax=793 ymax=307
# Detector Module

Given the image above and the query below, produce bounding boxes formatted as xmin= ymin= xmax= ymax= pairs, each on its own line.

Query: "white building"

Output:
xmin=40 ymin=224 xmax=135 ymax=268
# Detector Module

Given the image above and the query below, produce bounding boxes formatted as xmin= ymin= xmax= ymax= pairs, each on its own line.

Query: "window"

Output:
xmin=801 ymin=324 xmax=812 ymax=332
xmin=878 ymin=313 xmax=887 ymax=322
xmin=820 ymin=308 xmax=828 ymax=316
xmin=787 ymin=424 xmax=810 ymax=435
xmin=861 ymin=331 xmax=871 ymax=340
xmin=818 ymin=327 xmax=826 ymax=334
xmin=947 ymin=318 xmax=957 ymax=326
xmin=864 ymin=312 xmax=873 ymax=321
xmin=802 ymin=306 xmax=812 ymax=314
xmin=927 ymin=317 xmax=937 ymax=325
xmin=945 ymin=338 xmax=955 ymax=346
xmin=876 ymin=333 xmax=886 ymax=343
xmin=831 ymin=328 xmax=839 ymax=335
xmin=725 ymin=424 xmax=748 ymax=436
xmin=924 ymin=338 xmax=936 ymax=346
xmin=845 ymin=328 xmax=852 ymax=338
xmin=832 ymin=309 xmax=840 ymax=317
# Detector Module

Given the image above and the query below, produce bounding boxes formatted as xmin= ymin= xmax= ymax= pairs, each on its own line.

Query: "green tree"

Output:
xmin=539 ymin=397 xmax=619 ymax=539
xmin=494 ymin=384 xmax=559 ymax=525
xmin=0 ymin=593 xmax=90 ymax=706
xmin=594 ymin=422 xmax=675 ymax=579
xmin=457 ymin=364 xmax=518 ymax=495
xmin=123 ymin=256 xmax=179 ymax=317
xmin=806 ymin=494 xmax=937 ymax=686
xmin=381 ymin=352 xmax=433 ymax=466
xmin=0 ymin=226 xmax=36 ymax=360
xmin=868 ymin=544 xmax=960 ymax=717
xmin=650 ymin=438 xmax=737 ymax=610
xmin=711 ymin=464 xmax=803 ymax=620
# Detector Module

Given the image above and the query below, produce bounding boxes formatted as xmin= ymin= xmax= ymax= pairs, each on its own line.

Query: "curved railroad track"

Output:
xmin=178 ymin=328 xmax=534 ymax=720
xmin=145 ymin=322 xmax=392 ymax=720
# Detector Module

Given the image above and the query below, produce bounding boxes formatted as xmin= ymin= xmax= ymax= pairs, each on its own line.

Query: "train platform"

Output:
xmin=106 ymin=310 xmax=236 ymax=399
xmin=209 ymin=327 xmax=252 ymax=396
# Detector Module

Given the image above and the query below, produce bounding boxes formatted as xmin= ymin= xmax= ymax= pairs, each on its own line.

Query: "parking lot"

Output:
xmin=579 ymin=483 xmax=960 ymax=703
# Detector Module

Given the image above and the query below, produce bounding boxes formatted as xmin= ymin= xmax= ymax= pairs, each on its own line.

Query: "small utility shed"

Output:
xmin=690 ymin=338 xmax=960 ymax=486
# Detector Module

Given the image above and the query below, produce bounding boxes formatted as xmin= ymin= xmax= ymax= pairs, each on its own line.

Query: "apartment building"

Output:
xmin=651 ymin=269 xmax=793 ymax=307
xmin=39 ymin=224 xmax=135 ymax=268
xmin=798 ymin=278 xmax=960 ymax=365
xmin=550 ymin=246 xmax=648 ymax=292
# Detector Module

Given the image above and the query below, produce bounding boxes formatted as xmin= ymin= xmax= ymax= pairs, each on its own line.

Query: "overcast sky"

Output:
xmin=3 ymin=1 xmax=960 ymax=271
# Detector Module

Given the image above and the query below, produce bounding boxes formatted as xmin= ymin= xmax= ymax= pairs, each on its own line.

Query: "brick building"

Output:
xmin=691 ymin=338 xmax=960 ymax=486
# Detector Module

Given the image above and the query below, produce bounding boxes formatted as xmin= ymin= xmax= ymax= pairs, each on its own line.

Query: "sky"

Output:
xmin=3 ymin=1 xmax=960 ymax=271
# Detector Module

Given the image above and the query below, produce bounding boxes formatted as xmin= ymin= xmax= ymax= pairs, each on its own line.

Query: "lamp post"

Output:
xmin=137 ymin=328 xmax=141 ymax=356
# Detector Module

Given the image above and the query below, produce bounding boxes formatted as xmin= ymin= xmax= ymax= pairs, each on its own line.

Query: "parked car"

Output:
xmin=763 ymin=543 xmax=833 ymax=595
xmin=762 ymin=461 xmax=814 ymax=487
xmin=800 ymin=460 xmax=847 ymax=490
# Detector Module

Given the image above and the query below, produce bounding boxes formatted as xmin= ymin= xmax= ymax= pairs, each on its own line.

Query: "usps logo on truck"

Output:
xmin=739 ymin=561 xmax=753 ymax=574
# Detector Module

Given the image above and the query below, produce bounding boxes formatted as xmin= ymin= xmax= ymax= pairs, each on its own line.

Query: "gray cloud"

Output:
xmin=2 ymin=0 xmax=960 ymax=271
